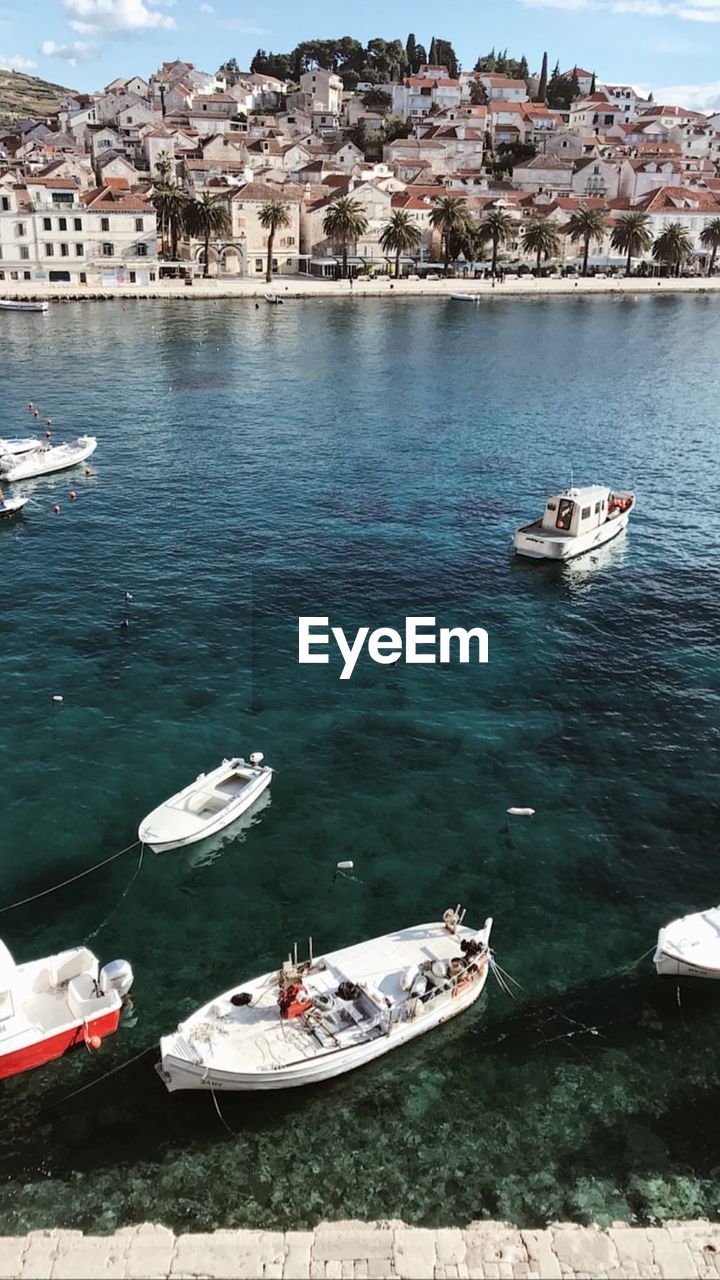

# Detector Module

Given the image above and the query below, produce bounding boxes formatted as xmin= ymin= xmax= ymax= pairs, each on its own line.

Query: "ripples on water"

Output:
xmin=1 ymin=296 xmax=719 ymax=1231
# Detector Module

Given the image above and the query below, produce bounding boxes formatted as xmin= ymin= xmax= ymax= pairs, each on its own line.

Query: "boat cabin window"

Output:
xmin=581 ymin=506 xmax=591 ymax=520
xmin=0 ymin=990 xmax=14 ymax=1021
xmin=594 ymin=502 xmax=601 ymax=514
xmin=556 ymin=498 xmax=574 ymax=531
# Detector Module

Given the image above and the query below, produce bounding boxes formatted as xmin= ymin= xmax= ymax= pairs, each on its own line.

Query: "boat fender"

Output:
xmin=33 ymin=410 xmax=39 ymax=419
xmin=506 ymin=807 xmax=535 ymax=816
xmin=400 ymin=964 xmax=419 ymax=992
xmin=69 ymin=490 xmax=77 ymax=501
xmin=88 ymin=1035 xmax=102 ymax=1050
xmin=52 ymin=694 xmax=63 ymax=702
xmin=230 ymin=992 xmax=252 ymax=1007
xmin=53 ymin=505 xmax=60 ymax=514
xmin=410 ymin=974 xmax=429 ymax=999
xmin=430 ymin=960 xmax=447 ymax=981
xmin=27 ymin=403 xmax=33 ymax=410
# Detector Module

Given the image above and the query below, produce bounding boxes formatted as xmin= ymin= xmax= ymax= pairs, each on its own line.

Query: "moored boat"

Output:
xmin=513 ymin=485 xmax=635 ymax=560
xmin=450 ymin=293 xmax=480 ymax=302
xmin=0 ymin=299 xmax=48 ymax=313
xmin=157 ymin=907 xmax=493 ymax=1092
xmin=0 ymin=436 xmax=97 ymax=481
xmin=0 ymin=437 xmax=42 ymax=456
xmin=655 ymin=906 xmax=720 ymax=979
xmin=0 ymin=938 xmax=133 ymax=1080
xmin=139 ymin=753 xmax=273 ymax=853
xmin=265 ymin=295 xmax=283 ymax=305
xmin=0 ymin=495 xmax=28 ymax=519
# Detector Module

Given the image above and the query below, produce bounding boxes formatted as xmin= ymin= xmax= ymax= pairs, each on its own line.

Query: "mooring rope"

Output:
xmin=209 ymin=1079 xmax=237 ymax=1136
xmin=0 ymin=839 xmax=141 ymax=915
xmin=43 ymin=1043 xmax=156 ymax=1111
xmin=85 ymin=845 xmax=145 ymax=942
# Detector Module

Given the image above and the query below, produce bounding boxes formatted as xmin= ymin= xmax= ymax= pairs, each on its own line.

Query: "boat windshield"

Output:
xmin=556 ymin=498 xmax=574 ymax=532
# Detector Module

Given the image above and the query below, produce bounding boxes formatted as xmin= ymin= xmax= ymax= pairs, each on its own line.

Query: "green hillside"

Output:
xmin=0 ymin=68 xmax=75 ymax=126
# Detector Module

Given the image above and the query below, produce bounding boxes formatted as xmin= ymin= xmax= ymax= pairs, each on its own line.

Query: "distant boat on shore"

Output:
xmin=0 ymin=299 xmax=48 ymax=313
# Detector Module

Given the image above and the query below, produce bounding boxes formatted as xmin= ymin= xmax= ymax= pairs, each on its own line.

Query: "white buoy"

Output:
xmin=337 ymin=860 xmax=354 ymax=870
xmin=506 ymin=807 xmax=535 ymax=817
xmin=52 ymin=694 xmax=63 ymax=703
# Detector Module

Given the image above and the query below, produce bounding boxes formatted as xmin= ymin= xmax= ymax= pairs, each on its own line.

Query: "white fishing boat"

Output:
xmin=513 ymin=485 xmax=635 ymax=560
xmin=655 ymin=906 xmax=720 ymax=979
xmin=450 ymin=293 xmax=479 ymax=302
xmin=0 ymin=437 xmax=42 ymax=456
xmin=139 ymin=753 xmax=272 ymax=853
xmin=158 ymin=907 xmax=493 ymax=1092
xmin=0 ymin=938 xmax=133 ymax=1080
xmin=0 ymin=495 xmax=28 ymax=519
xmin=0 ymin=299 xmax=48 ymax=313
xmin=0 ymin=436 xmax=96 ymax=481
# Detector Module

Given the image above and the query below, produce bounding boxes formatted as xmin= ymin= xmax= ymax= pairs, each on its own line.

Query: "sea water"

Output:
xmin=0 ymin=294 xmax=719 ymax=1231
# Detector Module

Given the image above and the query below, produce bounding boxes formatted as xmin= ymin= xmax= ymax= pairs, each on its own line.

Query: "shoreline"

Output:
xmin=1 ymin=275 xmax=720 ymax=303
xmin=0 ymin=1218 xmax=715 ymax=1278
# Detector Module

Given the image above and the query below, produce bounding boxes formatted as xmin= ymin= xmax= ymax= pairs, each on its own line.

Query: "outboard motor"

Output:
xmin=99 ymin=958 xmax=134 ymax=1000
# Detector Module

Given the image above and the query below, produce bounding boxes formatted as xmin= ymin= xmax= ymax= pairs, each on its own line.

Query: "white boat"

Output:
xmin=0 ymin=436 xmax=97 ymax=481
xmin=265 ymin=295 xmax=283 ymax=305
xmin=0 ymin=495 xmax=28 ymax=519
xmin=139 ymin=753 xmax=273 ymax=853
xmin=513 ymin=485 xmax=635 ymax=560
xmin=0 ymin=437 xmax=42 ymax=456
xmin=450 ymin=293 xmax=479 ymax=302
xmin=655 ymin=906 xmax=720 ymax=979
xmin=0 ymin=299 xmax=48 ymax=313
xmin=0 ymin=939 xmax=133 ymax=1080
xmin=158 ymin=907 xmax=493 ymax=1092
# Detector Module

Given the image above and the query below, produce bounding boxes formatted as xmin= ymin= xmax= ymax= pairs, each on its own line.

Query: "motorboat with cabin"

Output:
xmin=139 ymin=753 xmax=273 ymax=853
xmin=655 ymin=906 xmax=720 ymax=979
xmin=513 ymin=485 xmax=635 ymax=560
xmin=0 ymin=436 xmax=97 ymax=481
xmin=157 ymin=906 xmax=493 ymax=1092
xmin=0 ymin=938 xmax=133 ymax=1080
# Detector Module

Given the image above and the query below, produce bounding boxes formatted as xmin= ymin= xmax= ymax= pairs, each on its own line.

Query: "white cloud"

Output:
xmin=650 ymin=77 xmax=720 ymax=107
xmin=41 ymin=37 xmax=98 ymax=64
xmin=0 ymin=51 xmax=36 ymax=70
xmin=199 ymin=2 xmax=213 ymax=10
xmin=679 ymin=4 xmax=720 ymax=16
xmin=522 ymin=0 xmax=588 ymax=7
xmin=62 ymin=0 xmax=176 ymax=34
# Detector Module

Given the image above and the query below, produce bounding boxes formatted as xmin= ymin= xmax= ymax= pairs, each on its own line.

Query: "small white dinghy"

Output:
xmin=0 ymin=495 xmax=28 ymax=519
xmin=450 ymin=293 xmax=480 ymax=302
xmin=0 ymin=299 xmax=48 ymax=313
xmin=158 ymin=906 xmax=493 ymax=1092
xmin=0 ymin=436 xmax=96 ymax=481
xmin=513 ymin=486 xmax=635 ymax=560
xmin=655 ymin=906 xmax=720 ymax=979
xmin=139 ymin=753 xmax=273 ymax=853
xmin=0 ymin=437 xmax=42 ymax=456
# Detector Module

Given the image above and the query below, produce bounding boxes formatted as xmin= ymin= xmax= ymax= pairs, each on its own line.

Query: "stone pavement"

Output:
xmin=0 ymin=1220 xmax=718 ymax=1279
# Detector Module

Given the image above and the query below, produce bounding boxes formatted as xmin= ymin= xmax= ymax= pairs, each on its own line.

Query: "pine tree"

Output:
xmin=590 ymin=71 xmax=596 ymax=94
xmin=519 ymin=55 xmax=529 ymax=80
xmin=406 ymin=32 xmax=417 ymax=73
xmin=537 ymin=51 xmax=548 ymax=102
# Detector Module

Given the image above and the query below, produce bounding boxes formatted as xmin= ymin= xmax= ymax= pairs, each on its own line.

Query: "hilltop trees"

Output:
xmin=249 ymin=33 xmax=455 ymax=90
xmin=474 ymin=48 xmax=528 ymax=79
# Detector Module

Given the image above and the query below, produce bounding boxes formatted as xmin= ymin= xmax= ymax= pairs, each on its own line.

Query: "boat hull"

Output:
xmin=0 ymin=1006 xmax=120 ymax=1080
xmin=140 ymin=763 xmax=272 ymax=852
xmin=0 ymin=300 xmax=48 ymax=313
xmin=0 ymin=498 xmax=28 ymax=519
xmin=158 ymin=954 xmax=489 ymax=1092
xmin=0 ymin=437 xmax=96 ymax=481
xmin=514 ymin=510 xmax=631 ymax=560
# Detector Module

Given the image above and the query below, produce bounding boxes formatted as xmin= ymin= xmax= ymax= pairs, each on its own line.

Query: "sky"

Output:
xmin=2 ymin=0 xmax=720 ymax=111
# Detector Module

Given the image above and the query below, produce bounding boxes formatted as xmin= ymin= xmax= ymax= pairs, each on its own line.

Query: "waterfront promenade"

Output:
xmin=0 ymin=1219 xmax=718 ymax=1278
xmin=2 ymin=275 xmax=720 ymax=303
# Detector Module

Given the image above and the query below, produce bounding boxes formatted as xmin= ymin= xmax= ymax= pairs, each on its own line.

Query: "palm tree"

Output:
xmin=154 ymin=149 xmax=174 ymax=180
xmin=652 ymin=221 xmax=694 ymax=277
xmin=521 ymin=217 xmax=560 ymax=275
xmin=184 ymin=192 xmax=231 ymax=278
xmin=610 ymin=211 xmax=652 ymax=277
xmin=322 ymin=197 xmax=369 ymax=278
xmin=379 ymin=209 xmax=422 ymax=279
xmin=481 ymin=209 xmax=515 ymax=277
xmin=151 ymin=182 xmax=188 ymax=262
xmin=258 ymin=200 xmax=291 ymax=283
xmin=429 ymin=195 xmax=468 ymax=275
xmin=700 ymin=217 xmax=720 ymax=275
xmin=567 ymin=205 xmax=606 ymax=276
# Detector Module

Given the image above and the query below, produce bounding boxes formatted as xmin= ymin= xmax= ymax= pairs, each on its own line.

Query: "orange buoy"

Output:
xmin=69 ymin=490 xmax=77 ymax=500
xmin=88 ymin=1035 xmax=102 ymax=1050
xmin=53 ymin=504 xmax=60 ymax=514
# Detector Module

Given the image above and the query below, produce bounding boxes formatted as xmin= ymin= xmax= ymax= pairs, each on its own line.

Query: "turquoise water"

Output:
xmin=1 ymin=295 xmax=720 ymax=1232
